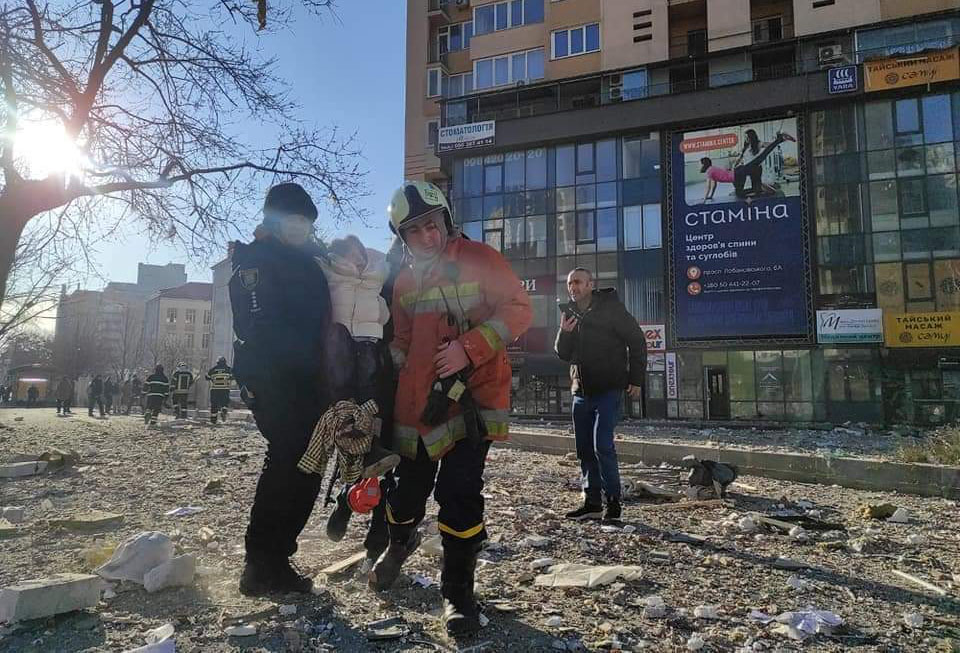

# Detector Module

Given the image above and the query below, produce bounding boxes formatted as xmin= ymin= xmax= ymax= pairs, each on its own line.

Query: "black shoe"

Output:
xmin=441 ymin=543 xmax=482 ymax=636
xmin=239 ymin=559 xmax=313 ymax=596
xmin=443 ymin=593 xmax=482 ymax=636
xmin=369 ymin=529 xmax=421 ymax=591
xmin=326 ymin=487 xmax=352 ymax=542
xmin=603 ymin=498 xmax=622 ymax=521
xmin=565 ymin=502 xmax=603 ymax=521
xmin=362 ymin=442 xmax=401 ymax=479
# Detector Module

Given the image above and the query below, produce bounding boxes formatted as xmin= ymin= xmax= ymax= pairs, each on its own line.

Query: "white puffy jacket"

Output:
xmin=320 ymin=247 xmax=390 ymax=340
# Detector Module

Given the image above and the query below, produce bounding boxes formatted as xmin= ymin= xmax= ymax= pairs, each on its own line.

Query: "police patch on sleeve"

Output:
xmin=239 ymin=268 xmax=259 ymax=290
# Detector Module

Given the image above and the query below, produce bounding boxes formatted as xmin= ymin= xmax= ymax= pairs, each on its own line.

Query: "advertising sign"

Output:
xmin=671 ymin=117 xmax=807 ymax=340
xmin=816 ymin=309 xmax=884 ymax=344
xmin=639 ymin=323 xmax=666 ymax=353
xmin=884 ymin=311 xmax=960 ymax=348
xmin=864 ymin=47 xmax=959 ymax=92
xmin=665 ymin=353 xmax=678 ymax=399
xmin=438 ymin=120 xmax=495 ymax=152
xmin=827 ymin=65 xmax=858 ymax=94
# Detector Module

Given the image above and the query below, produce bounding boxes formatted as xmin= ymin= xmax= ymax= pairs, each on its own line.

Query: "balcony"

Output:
xmin=428 ymin=0 xmax=451 ymax=26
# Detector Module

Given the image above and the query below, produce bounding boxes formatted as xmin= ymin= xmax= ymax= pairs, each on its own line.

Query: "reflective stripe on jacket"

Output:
xmin=390 ymin=236 xmax=532 ymax=461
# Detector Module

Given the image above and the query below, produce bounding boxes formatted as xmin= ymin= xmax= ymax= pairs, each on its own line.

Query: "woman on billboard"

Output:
xmin=700 ymin=129 xmax=796 ymax=202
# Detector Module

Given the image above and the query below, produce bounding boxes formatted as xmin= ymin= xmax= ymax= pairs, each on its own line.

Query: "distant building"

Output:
xmin=142 ymin=282 xmax=214 ymax=372
xmin=137 ymin=263 xmax=188 ymax=295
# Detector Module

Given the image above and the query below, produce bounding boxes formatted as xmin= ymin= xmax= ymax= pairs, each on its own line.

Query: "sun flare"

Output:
xmin=13 ymin=122 xmax=86 ymax=179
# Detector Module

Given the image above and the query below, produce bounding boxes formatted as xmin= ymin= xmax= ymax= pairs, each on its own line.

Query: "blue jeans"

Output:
xmin=572 ymin=390 xmax=622 ymax=504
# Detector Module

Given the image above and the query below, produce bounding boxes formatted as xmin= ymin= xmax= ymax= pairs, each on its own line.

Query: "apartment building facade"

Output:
xmin=142 ymin=282 xmax=214 ymax=373
xmin=405 ymin=0 xmax=960 ymax=425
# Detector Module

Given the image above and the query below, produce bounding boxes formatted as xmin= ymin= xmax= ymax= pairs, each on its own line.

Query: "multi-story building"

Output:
xmin=405 ymin=0 xmax=960 ymax=425
xmin=53 ymin=264 xmax=188 ymax=378
xmin=142 ymin=282 xmax=214 ymax=373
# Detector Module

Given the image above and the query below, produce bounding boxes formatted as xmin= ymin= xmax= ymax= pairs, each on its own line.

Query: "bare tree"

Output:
xmin=106 ymin=303 xmax=145 ymax=381
xmin=145 ymin=332 xmax=189 ymax=375
xmin=0 ymin=0 xmax=368 ymax=309
xmin=53 ymin=311 xmax=100 ymax=378
xmin=0 ymin=212 xmax=78 ymax=346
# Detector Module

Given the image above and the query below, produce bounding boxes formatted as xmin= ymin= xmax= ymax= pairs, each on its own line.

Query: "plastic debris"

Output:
xmin=279 ymin=604 xmax=297 ymax=617
xmin=411 ymin=574 xmax=436 ymax=588
xmin=750 ymin=606 xmax=843 ymax=641
xmin=164 ymin=506 xmax=204 ymax=517
xmin=906 ymin=533 xmax=926 ymax=546
xmin=903 ymin=612 xmax=924 ymax=629
xmin=545 ymin=616 xmax=564 ymax=628
xmin=520 ymin=535 xmax=551 ymax=548
xmin=124 ymin=623 xmax=175 ymax=652
xmin=787 ymin=575 xmax=811 ymax=591
xmin=96 ymin=532 xmax=174 ymax=584
xmin=225 ymin=624 xmax=257 ymax=637
xmin=531 ymin=557 xmax=555 ymax=569
xmin=693 ymin=605 xmax=721 ymax=619
xmin=642 ymin=595 xmax=668 ymax=619
xmin=534 ymin=563 xmax=643 ymax=588
xmin=686 ymin=633 xmax=705 ymax=651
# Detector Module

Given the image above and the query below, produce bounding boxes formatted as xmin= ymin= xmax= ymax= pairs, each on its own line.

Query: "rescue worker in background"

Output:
xmin=171 ymin=363 xmax=194 ymax=419
xmin=130 ymin=375 xmax=142 ymax=414
xmin=144 ymin=365 xmax=169 ymax=425
xmin=206 ymin=356 xmax=234 ymax=424
xmin=56 ymin=376 xmax=74 ymax=415
xmin=103 ymin=376 xmax=116 ymax=414
xmin=120 ymin=378 xmax=132 ymax=416
xmin=88 ymin=375 xmax=105 ymax=417
xmin=368 ymin=181 xmax=532 ymax=637
xmin=229 ymin=182 xmax=337 ymax=596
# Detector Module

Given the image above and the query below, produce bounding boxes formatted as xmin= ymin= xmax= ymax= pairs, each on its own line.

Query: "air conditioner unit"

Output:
xmin=455 ymin=0 xmax=469 ymax=6
xmin=608 ymin=73 xmax=623 ymax=87
xmin=818 ymin=43 xmax=844 ymax=68
xmin=609 ymin=86 xmax=624 ymax=102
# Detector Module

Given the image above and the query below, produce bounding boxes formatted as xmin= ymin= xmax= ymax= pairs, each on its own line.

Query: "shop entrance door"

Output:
xmin=705 ymin=367 xmax=730 ymax=419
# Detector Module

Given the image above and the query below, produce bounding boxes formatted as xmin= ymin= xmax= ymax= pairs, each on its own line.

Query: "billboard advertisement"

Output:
xmin=672 ymin=117 xmax=808 ymax=340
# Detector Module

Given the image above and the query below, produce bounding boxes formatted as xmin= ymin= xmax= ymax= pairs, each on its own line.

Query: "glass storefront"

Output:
xmin=449 ymin=87 xmax=960 ymax=424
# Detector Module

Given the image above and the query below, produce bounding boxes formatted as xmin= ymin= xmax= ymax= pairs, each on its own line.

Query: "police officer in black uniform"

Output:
xmin=230 ymin=182 xmax=337 ymax=596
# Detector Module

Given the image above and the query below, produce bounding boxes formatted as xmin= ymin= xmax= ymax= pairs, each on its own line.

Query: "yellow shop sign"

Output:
xmin=884 ymin=311 xmax=960 ymax=348
xmin=865 ymin=47 xmax=960 ymax=92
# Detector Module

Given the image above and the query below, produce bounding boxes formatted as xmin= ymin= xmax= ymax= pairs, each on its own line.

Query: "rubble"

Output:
xmin=888 ymin=507 xmax=911 ymax=523
xmin=0 ymin=461 xmax=47 ymax=478
xmin=1 ymin=408 xmax=957 ymax=651
xmin=52 ymin=510 xmax=125 ymax=531
xmin=0 ymin=573 xmax=101 ymax=623
xmin=143 ymin=554 xmax=196 ymax=593
xmin=1 ymin=507 xmax=25 ymax=524
xmin=534 ymin=563 xmax=644 ymax=588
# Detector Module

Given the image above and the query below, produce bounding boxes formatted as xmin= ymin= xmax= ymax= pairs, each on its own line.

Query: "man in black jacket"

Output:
xmin=230 ymin=182 xmax=339 ymax=596
xmin=555 ymin=268 xmax=646 ymax=521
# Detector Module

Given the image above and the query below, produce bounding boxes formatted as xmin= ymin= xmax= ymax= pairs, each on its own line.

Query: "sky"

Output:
xmin=85 ymin=1 xmax=405 ymax=287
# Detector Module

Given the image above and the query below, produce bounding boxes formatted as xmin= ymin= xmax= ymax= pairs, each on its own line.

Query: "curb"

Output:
xmin=501 ymin=430 xmax=960 ymax=499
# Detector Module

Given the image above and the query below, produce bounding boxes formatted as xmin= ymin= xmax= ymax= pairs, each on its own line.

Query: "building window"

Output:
xmin=203 ymin=310 xmax=211 ymax=325
xmin=552 ymin=23 xmax=601 ymax=59
xmin=445 ymin=72 xmax=474 ymax=98
xmin=185 ymin=308 xmax=196 ymax=324
xmin=474 ymin=48 xmax=544 ymax=90
xmin=427 ymin=67 xmax=443 ymax=98
xmin=474 ymin=0 xmax=543 ymax=36
xmin=751 ymin=16 xmax=783 ymax=44
xmin=855 ymin=17 xmax=959 ymax=62
xmin=166 ymin=308 xmax=177 ymax=324
xmin=438 ymin=21 xmax=473 ymax=54
xmin=427 ymin=120 xmax=439 ymax=148
xmin=623 ymin=204 xmax=662 ymax=250
xmin=185 ymin=333 xmax=195 ymax=349
xmin=202 ymin=333 xmax=210 ymax=349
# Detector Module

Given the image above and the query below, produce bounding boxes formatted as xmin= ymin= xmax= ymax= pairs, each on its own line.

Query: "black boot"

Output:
xmin=210 ymin=411 xmax=217 ymax=424
xmin=368 ymin=525 xmax=421 ymax=591
xmin=239 ymin=558 xmax=313 ymax=596
xmin=441 ymin=543 xmax=482 ymax=636
xmin=326 ymin=486 xmax=352 ymax=542
xmin=362 ymin=442 xmax=401 ymax=479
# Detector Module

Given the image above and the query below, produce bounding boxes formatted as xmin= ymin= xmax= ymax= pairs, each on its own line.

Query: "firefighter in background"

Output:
xmin=206 ymin=356 xmax=234 ymax=424
xmin=144 ymin=365 xmax=169 ymax=425
xmin=368 ymin=181 xmax=532 ymax=636
xmin=171 ymin=362 xmax=194 ymax=419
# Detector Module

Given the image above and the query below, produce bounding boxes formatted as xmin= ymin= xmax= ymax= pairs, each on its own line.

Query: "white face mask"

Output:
xmin=276 ymin=215 xmax=313 ymax=246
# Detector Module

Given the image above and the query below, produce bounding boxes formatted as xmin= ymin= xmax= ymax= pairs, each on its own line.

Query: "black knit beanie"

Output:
xmin=263 ymin=182 xmax=318 ymax=222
